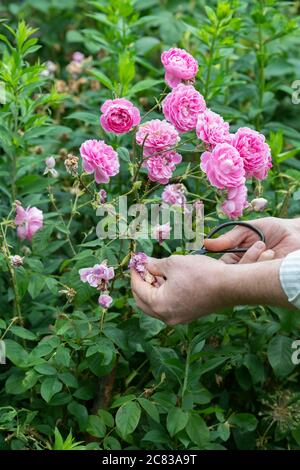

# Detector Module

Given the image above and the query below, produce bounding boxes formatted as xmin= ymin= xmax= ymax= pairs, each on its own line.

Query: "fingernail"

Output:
xmin=253 ymin=241 xmax=265 ymax=251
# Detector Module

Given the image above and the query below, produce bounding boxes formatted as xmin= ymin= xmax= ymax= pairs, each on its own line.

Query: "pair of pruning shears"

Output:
xmin=193 ymin=221 xmax=265 ymax=256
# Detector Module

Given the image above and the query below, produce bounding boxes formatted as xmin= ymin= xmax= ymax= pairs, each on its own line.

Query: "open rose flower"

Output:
xmin=144 ymin=151 xmax=182 ymax=184
xmin=163 ymin=84 xmax=206 ymax=133
xmin=231 ymin=127 xmax=272 ymax=180
xmin=196 ymin=109 xmax=231 ymax=147
xmin=100 ymin=98 xmax=141 ymax=134
xmin=162 ymin=184 xmax=187 ymax=206
xmin=161 ymin=48 xmax=198 ymax=88
xmin=80 ymin=139 xmax=120 ymax=183
xmin=15 ymin=205 xmax=43 ymax=242
xmin=79 ymin=262 xmax=114 ymax=289
xmin=200 ymin=143 xmax=245 ymax=189
xmin=221 ymin=185 xmax=248 ymax=219
xmin=136 ymin=119 xmax=180 ymax=157
xmin=98 ymin=293 xmax=113 ymax=308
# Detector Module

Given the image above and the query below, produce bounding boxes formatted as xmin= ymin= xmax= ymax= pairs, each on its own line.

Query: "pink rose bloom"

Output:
xmin=153 ymin=222 xmax=171 ymax=244
xmin=100 ymin=98 xmax=141 ymax=134
xmin=15 ymin=205 xmax=43 ymax=242
xmin=231 ymin=127 xmax=272 ymax=180
xmin=161 ymin=48 xmax=198 ymax=88
xmin=196 ymin=109 xmax=231 ymax=147
xmin=162 ymin=184 xmax=187 ymax=206
xmin=163 ymin=84 xmax=206 ymax=133
xmin=98 ymin=294 xmax=113 ymax=308
xmin=136 ymin=119 xmax=180 ymax=157
xmin=200 ymin=143 xmax=245 ymax=189
xmin=80 ymin=139 xmax=120 ymax=184
xmin=144 ymin=151 xmax=182 ymax=184
xmin=79 ymin=263 xmax=114 ymax=288
xmin=221 ymin=185 xmax=248 ymax=219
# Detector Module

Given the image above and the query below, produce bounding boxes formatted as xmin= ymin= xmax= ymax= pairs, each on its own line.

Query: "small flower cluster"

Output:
xmin=79 ymin=261 xmax=114 ymax=308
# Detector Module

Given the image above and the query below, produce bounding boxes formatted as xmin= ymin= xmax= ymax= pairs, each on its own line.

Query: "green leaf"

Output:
xmin=87 ymin=415 xmax=106 ymax=438
xmin=138 ymin=397 xmax=160 ymax=423
xmin=68 ymin=402 xmax=88 ymax=432
xmin=166 ymin=407 xmax=188 ymax=437
xmin=11 ymin=326 xmax=37 ymax=341
xmin=229 ymin=413 xmax=258 ymax=432
xmin=66 ymin=111 xmax=98 ymax=125
xmin=116 ymin=401 xmax=141 ymax=436
xmin=90 ymin=69 xmax=113 ymax=90
xmin=4 ymin=339 xmax=29 ymax=367
xmin=34 ymin=363 xmax=57 ymax=375
xmin=127 ymin=79 xmax=163 ymax=97
xmin=186 ymin=414 xmax=210 ymax=447
xmin=267 ymin=335 xmax=295 ymax=377
xmin=40 ymin=377 xmax=62 ymax=403
xmin=28 ymin=273 xmax=46 ymax=299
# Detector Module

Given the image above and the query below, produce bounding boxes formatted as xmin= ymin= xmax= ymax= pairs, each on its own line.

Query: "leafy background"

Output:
xmin=0 ymin=0 xmax=300 ymax=450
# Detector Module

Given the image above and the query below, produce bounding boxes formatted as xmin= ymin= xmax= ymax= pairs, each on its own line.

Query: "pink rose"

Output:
xmin=98 ymin=294 xmax=113 ymax=308
xmin=100 ymin=98 xmax=141 ymax=134
xmin=196 ymin=109 xmax=231 ymax=147
xmin=162 ymin=184 xmax=187 ymax=206
xmin=15 ymin=205 xmax=43 ymax=242
xmin=144 ymin=151 xmax=182 ymax=184
xmin=136 ymin=119 xmax=180 ymax=157
xmin=79 ymin=263 xmax=114 ymax=289
xmin=200 ymin=143 xmax=245 ymax=189
xmin=231 ymin=127 xmax=272 ymax=180
xmin=161 ymin=48 xmax=198 ymax=88
xmin=221 ymin=185 xmax=248 ymax=219
xmin=80 ymin=139 xmax=120 ymax=184
xmin=163 ymin=84 xmax=206 ymax=133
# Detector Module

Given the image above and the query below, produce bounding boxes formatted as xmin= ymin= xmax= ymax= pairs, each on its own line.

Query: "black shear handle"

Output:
xmin=194 ymin=221 xmax=265 ymax=255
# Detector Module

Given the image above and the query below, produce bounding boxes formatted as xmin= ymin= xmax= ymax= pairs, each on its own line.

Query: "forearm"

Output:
xmin=221 ymin=259 xmax=291 ymax=309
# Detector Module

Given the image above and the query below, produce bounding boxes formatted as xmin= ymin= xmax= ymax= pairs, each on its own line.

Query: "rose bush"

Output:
xmin=0 ymin=0 xmax=300 ymax=452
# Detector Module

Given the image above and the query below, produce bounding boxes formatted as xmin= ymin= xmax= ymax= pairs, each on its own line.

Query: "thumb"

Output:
xmin=204 ymin=226 xmax=247 ymax=252
xmin=146 ymin=257 xmax=169 ymax=277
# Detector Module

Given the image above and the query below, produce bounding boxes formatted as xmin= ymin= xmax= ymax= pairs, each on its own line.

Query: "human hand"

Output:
xmin=131 ymin=254 xmax=227 ymax=325
xmin=204 ymin=217 xmax=300 ymax=263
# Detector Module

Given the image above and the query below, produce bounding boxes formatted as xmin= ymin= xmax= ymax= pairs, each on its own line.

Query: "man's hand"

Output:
xmin=130 ymin=251 xmax=291 ymax=325
xmin=131 ymin=255 xmax=226 ymax=325
xmin=204 ymin=217 xmax=300 ymax=263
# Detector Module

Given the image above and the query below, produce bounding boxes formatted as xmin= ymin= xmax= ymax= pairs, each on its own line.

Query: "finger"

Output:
xmin=220 ymin=253 xmax=242 ymax=264
xmin=146 ymin=256 xmax=169 ymax=277
xmin=238 ymin=241 xmax=266 ymax=264
xmin=204 ymin=225 xmax=250 ymax=252
xmin=258 ymin=249 xmax=275 ymax=262
xmin=130 ymin=268 xmax=155 ymax=305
